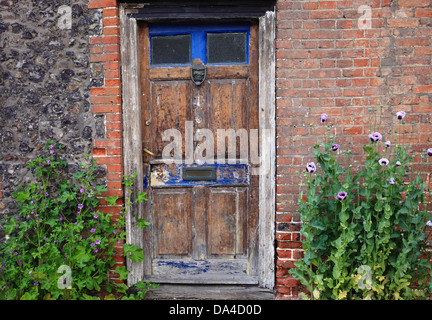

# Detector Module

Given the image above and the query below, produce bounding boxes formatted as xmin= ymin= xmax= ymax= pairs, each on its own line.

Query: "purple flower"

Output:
xmin=385 ymin=141 xmax=391 ymax=147
xmin=93 ymin=213 xmax=98 ymax=219
xmin=78 ymin=203 xmax=84 ymax=210
xmin=306 ymin=162 xmax=316 ymax=173
xmin=396 ymin=160 xmax=401 ymax=166
xmin=320 ymin=113 xmax=328 ymax=123
xmin=34 ymin=282 xmax=38 ymax=286
xmin=94 ymin=249 xmax=98 ymax=253
xmin=427 ymin=148 xmax=432 ymax=156
xmin=49 ymin=145 xmax=54 ymax=150
xmin=60 ymin=216 xmax=63 ymax=221
xmin=47 ymin=159 xmax=50 ymax=165
xmin=396 ymin=111 xmax=406 ymax=120
xmin=95 ymin=239 xmax=101 ymax=245
xmin=331 ymin=144 xmax=340 ymax=151
xmin=336 ymin=191 xmax=347 ymax=201
xmin=379 ymin=158 xmax=389 ymax=166
xmin=368 ymin=132 xmax=382 ymax=142
xmin=90 ymin=243 xmax=95 ymax=247
xmin=90 ymin=228 xmax=96 ymax=233
xmin=389 ymin=177 xmax=395 ymax=185
xmin=427 ymin=220 xmax=432 ymax=227
xmin=80 ymin=188 xmax=84 ymax=193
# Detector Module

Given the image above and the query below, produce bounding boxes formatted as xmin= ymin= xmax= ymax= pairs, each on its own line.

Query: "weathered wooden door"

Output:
xmin=139 ymin=21 xmax=259 ymax=284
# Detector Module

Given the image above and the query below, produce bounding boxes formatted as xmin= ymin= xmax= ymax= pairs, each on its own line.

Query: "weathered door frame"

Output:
xmin=119 ymin=2 xmax=275 ymax=291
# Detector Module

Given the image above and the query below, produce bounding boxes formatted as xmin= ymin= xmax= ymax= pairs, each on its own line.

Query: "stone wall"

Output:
xmin=0 ymin=0 xmax=104 ymax=240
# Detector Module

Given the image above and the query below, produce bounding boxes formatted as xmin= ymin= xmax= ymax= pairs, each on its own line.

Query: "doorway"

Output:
xmin=119 ymin=2 xmax=275 ymax=297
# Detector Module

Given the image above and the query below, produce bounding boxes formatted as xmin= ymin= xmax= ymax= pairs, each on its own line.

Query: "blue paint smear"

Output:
xmin=158 ymin=260 xmax=210 ymax=275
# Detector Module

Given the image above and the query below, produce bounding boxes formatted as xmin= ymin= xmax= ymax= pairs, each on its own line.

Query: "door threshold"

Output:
xmin=141 ymin=284 xmax=275 ymax=300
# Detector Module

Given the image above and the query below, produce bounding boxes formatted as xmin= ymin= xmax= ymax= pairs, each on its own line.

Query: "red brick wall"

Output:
xmin=88 ymin=0 xmax=124 ymax=281
xmin=87 ymin=0 xmax=432 ymax=296
xmin=275 ymin=0 xmax=432 ymax=299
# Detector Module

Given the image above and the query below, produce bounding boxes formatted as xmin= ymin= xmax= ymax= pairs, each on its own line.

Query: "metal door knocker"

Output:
xmin=191 ymin=58 xmax=206 ymax=86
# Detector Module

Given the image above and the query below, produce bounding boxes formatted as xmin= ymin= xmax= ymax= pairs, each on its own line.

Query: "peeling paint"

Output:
xmin=149 ymin=163 xmax=249 ymax=187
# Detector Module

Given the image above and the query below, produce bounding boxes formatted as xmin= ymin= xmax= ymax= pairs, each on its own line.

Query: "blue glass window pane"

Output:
xmin=151 ymin=34 xmax=191 ymax=66
xmin=207 ymin=32 xmax=247 ymax=64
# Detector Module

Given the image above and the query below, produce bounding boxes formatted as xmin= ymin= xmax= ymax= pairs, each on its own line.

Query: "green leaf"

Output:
xmin=137 ymin=218 xmax=150 ymax=229
xmin=59 ymin=191 xmax=75 ymax=203
xmin=73 ymin=245 xmax=91 ymax=265
xmin=104 ymin=195 xmax=119 ymax=206
xmin=124 ymin=244 xmax=145 ymax=262
xmin=135 ymin=192 xmax=149 ymax=203
xmin=4 ymin=217 xmax=17 ymax=235
xmin=115 ymin=266 xmax=129 ymax=281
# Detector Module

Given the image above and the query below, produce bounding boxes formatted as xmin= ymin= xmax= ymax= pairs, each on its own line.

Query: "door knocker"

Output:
xmin=191 ymin=58 xmax=206 ymax=86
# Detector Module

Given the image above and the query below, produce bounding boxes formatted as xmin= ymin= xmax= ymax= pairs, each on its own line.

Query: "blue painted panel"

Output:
xmin=148 ymin=21 xmax=250 ymax=66
xmin=149 ymin=163 xmax=250 ymax=187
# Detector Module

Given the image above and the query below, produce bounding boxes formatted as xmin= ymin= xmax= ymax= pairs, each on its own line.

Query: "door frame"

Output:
xmin=119 ymin=2 xmax=276 ymax=290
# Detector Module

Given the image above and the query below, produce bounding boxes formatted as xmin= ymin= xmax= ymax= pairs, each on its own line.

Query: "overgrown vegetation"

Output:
xmin=290 ymin=109 xmax=432 ymax=300
xmin=0 ymin=141 xmax=156 ymax=300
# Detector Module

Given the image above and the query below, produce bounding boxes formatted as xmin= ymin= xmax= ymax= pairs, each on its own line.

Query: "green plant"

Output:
xmin=290 ymin=109 xmax=432 ymax=300
xmin=0 ymin=141 xmax=156 ymax=300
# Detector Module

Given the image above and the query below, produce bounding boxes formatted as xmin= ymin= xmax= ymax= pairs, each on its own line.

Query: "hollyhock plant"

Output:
xmin=290 ymin=111 xmax=432 ymax=300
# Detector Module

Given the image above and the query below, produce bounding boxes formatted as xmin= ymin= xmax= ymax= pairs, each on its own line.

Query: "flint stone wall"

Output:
xmin=0 ymin=0 xmax=106 ymax=242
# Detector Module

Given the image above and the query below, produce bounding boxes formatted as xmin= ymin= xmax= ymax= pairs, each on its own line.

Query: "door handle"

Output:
xmin=144 ymin=148 xmax=156 ymax=156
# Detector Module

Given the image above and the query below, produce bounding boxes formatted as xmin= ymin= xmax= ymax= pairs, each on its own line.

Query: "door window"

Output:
xmin=148 ymin=22 xmax=250 ymax=66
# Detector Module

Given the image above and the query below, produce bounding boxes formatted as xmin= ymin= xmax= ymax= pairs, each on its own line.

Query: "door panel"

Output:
xmin=149 ymin=81 xmax=191 ymax=157
xmin=208 ymin=188 xmax=247 ymax=257
xmin=153 ymin=188 xmax=192 ymax=256
xmin=139 ymin=21 xmax=259 ymax=284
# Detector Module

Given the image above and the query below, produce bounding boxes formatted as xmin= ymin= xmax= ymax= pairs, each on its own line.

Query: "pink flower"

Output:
xmin=306 ymin=162 xmax=316 ymax=173
xmin=320 ymin=113 xmax=328 ymax=123
xmin=396 ymin=111 xmax=406 ymax=120
xmin=336 ymin=191 xmax=347 ymax=201
xmin=368 ymin=132 xmax=382 ymax=142
xmin=379 ymin=158 xmax=389 ymax=166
